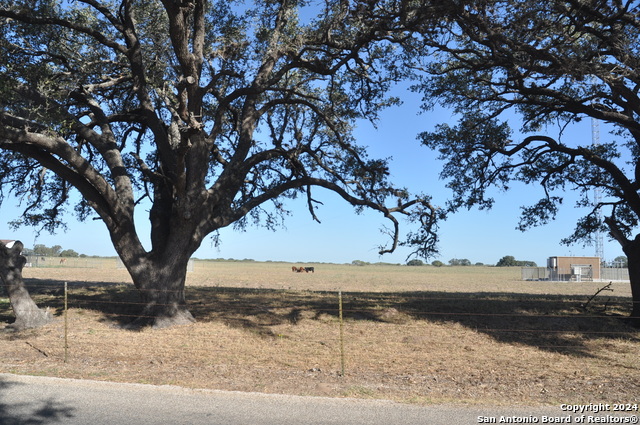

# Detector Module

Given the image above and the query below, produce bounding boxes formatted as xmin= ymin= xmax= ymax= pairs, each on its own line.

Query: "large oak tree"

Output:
xmin=0 ymin=0 xmax=441 ymax=327
xmin=411 ymin=0 xmax=640 ymax=324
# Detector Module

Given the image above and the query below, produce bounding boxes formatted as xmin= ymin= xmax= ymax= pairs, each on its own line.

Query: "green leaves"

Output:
xmin=0 ymin=0 xmax=443 ymax=261
xmin=411 ymin=0 xmax=640 ymax=248
xmin=420 ymin=111 xmax=513 ymax=212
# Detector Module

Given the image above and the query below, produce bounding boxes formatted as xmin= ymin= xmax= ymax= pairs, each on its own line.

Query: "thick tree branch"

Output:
xmin=0 ymin=7 xmax=127 ymax=53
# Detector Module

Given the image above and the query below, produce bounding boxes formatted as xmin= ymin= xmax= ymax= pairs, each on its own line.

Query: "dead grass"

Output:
xmin=1 ymin=263 xmax=638 ymax=406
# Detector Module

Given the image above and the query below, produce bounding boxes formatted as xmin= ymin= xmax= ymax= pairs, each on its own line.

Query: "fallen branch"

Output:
xmin=25 ymin=341 xmax=49 ymax=357
xmin=580 ymin=282 xmax=614 ymax=312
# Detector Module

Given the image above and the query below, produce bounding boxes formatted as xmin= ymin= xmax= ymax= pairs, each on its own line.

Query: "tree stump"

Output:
xmin=0 ymin=241 xmax=52 ymax=330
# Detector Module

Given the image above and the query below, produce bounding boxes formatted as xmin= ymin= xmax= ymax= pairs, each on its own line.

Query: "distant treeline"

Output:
xmin=21 ymin=243 xmax=119 ymax=259
xmin=23 ymin=244 xmax=85 ymax=258
xmin=407 ymin=256 xmax=537 ymax=267
xmin=495 ymin=256 xmax=537 ymax=267
xmin=18 ymin=247 xmax=536 ymax=267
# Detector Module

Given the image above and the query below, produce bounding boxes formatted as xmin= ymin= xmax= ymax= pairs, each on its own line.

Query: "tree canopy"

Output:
xmin=414 ymin=0 xmax=640 ymax=247
xmin=4 ymin=0 xmax=640 ymax=326
xmin=0 ymin=0 xmax=443 ymax=326
xmin=613 ymin=255 xmax=629 ymax=268
xmin=32 ymin=244 xmax=62 ymax=257
xmin=409 ymin=0 xmax=640 ymax=321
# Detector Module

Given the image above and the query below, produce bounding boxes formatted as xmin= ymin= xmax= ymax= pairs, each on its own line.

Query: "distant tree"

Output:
xmin=449 ymin=258 xmax=471 ymax=266
xmin=60 ymin=249 xmax=79 ymax=258
xmin=613 ymin=256 xmax=629 ymax=268
xmin=431 ymin=260 xmax=444 ymax=267
xmin=0 ymin=0 xmax=441 ymax=327
xmin=32 ymin=245 xmax=48 ymax=256
xmin=495 ymin=256 xmax=537 ymax=267
xmin=351 ymin=260 xmax=370 ymax=267
xmin=496 ymin=256 xmax=518 ymax=267
xmin=32 ymin=244 xmax=63 ymax=257
xmin=413 ymin=0 xmax=640 ymax=324
xmin=406 ymin=259 xmax=424 ymax=266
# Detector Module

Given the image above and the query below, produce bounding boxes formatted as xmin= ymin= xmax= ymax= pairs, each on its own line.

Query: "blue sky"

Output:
xmin=0 ymin=85 xmax=626 ymax=266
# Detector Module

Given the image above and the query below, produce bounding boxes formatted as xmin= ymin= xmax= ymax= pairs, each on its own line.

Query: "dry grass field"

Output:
xmin=1 ymin=261 xmax=639 ymax=406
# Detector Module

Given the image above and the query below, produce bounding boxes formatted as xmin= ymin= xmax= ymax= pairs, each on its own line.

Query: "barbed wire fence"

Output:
xmin=13 ymin=278 xmax=635 ymax=376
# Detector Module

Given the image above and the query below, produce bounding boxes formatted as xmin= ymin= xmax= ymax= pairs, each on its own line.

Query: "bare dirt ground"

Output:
xmin=1 ymin=263 xmax=638 ymax=406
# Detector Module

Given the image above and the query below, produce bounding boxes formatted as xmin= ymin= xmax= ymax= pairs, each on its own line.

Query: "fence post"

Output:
xmin=338 ymin=290 xmax=345 ymax=376
xmin=64 ymin=282 xmax=68 ymax=363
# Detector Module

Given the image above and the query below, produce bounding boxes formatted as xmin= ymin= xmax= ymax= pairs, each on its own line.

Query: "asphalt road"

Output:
xmin=0 ymin=373 xmax=616 ymax=425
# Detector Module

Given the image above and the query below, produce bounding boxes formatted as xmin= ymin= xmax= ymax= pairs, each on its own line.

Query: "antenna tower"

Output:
xmin=592 ymin=117 xmax=604 ymax=261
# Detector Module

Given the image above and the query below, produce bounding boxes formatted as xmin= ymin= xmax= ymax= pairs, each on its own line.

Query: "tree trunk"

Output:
xmin=125 ymin=254 xmax=196 ymax=329
xmin=622 ymin=236 xmax=640 ymax=327
xmin=0 ymin=241 xmax=53 ymax=330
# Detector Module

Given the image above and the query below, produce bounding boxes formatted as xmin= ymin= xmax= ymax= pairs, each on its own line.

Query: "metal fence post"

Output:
xmin=339 ymin=290 xmax=345 ymax=376
xmin=64 ymin=282 xmax=68 ymax=363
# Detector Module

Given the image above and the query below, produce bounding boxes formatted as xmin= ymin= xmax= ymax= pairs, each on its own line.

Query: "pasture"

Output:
xmin=1 ymin=262 xmax=638 ymax=406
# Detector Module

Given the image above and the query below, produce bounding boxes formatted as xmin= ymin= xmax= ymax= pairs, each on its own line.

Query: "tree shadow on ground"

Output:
xmin=8 ymin=278 xmax=640 ymax=358
xmin=0 ymin=279 xmax=137 ymax=331
xmin=194 ymin=287 xmax=639 ymax=358
xmin=0 ymin=378 xmax=75 ymax=424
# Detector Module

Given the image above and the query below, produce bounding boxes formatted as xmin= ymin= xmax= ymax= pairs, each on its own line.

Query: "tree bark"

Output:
xmin=123 ymin=251 xmax=196 ymax=329
xmin=0 ymin=241 xmax=53 ymax=330
xmin=622 ymin=236 xmax=640 ymax=328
